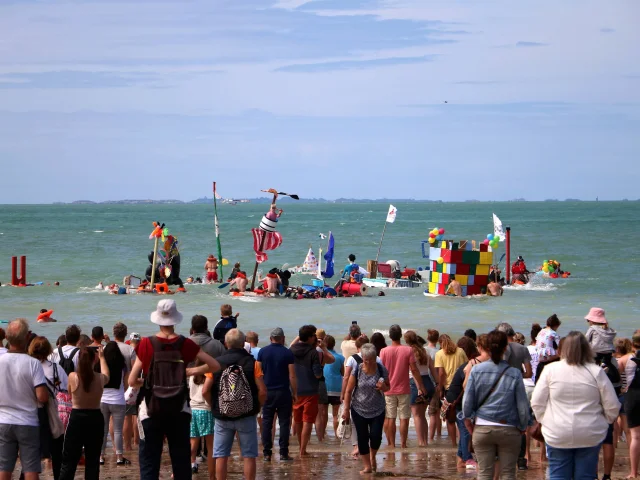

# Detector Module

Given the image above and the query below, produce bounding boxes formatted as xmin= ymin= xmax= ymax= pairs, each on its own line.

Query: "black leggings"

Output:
xmin=59 ymin=409 xmax=104 ymax=480
xmin=351 ymin=409 xmax=385 ymax=455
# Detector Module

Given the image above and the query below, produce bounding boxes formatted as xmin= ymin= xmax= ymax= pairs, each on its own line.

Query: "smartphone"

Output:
xmin=352 ymin=321 xmax=358 ymax=325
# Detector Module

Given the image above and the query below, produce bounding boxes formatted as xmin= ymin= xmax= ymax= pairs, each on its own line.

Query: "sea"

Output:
xmin=1 ymin=202 xmax=638 ymax=342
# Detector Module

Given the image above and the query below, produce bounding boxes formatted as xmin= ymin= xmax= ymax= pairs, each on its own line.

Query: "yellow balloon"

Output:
xmin=437 ymin=257 xmax=444 ymax=264
xmin=222 ymin=258 xmax=229 ymax=266
xmin=428 ymin=238 xmax=435 ymax=244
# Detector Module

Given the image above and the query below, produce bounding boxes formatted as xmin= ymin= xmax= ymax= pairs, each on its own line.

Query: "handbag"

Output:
xmin=47 ymin=363 xmax=65 ymax=439
xmin=336 ymin=405 xmax=352 ymax=442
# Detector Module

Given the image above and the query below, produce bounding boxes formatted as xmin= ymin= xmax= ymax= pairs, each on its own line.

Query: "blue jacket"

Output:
xmin=462 ymin=360 xmax=530 ymax=431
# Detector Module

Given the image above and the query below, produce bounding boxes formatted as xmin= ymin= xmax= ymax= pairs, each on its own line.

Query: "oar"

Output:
xmin=496 ymin=253 xmax=506 ymax=267
xmin=218 ymin=282 xmax=230 ymax=289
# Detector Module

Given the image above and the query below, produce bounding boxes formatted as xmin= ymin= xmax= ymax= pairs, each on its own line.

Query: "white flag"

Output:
xmin=318 ymin=233 xmax=327 ymax=239
xmin=493 ymin=213 xmax=505 ymax=241
xmin=386 ymin=204 xmax=397 ymax=223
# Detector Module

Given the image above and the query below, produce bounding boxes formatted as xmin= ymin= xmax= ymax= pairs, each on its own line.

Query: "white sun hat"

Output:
xmin=150 ymin=299 xmax=183 ymax=327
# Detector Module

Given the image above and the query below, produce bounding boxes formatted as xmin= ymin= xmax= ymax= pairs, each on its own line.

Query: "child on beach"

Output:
xmin=585 ymin=307 xmax=616 ymax=354
xmin=213 ymin=304 xmax=238 ymax=344
xmin=189 ymin=359 xmax=215 ymax=477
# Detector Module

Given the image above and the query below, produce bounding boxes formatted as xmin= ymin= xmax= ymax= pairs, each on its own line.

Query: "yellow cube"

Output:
xmin=428 ymin=282 xmax=437 ymax=294
xmin=431 ymin=272 xmax=440 ymax=283
xmin=475 ymin=264 xmax=490 ymax=276
xmin=456 ymin=274 xmax=468 ymax=286
xmin=479 ymin=252 xmax=493 ymax=265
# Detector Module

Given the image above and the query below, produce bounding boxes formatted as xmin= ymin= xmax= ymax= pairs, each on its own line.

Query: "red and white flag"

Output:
xmin=386 ymin=204 xmax=397 ymax=223
xmin=252 ymin=228 xmax=283 ymax=263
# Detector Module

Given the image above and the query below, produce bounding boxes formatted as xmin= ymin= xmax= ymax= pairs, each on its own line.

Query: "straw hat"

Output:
xmin=150 ymin=299 xmax=183 ymax=327
xmin=585 ymin=307 xmax=607 ymax=324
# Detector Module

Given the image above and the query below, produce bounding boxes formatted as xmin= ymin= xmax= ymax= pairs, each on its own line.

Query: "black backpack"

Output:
xmin=144 ymin=336 xmax=188 ymax=417
xmin=58 ymin=347 xmax=79 ymax=375
xmin=628 ymin=357 xmax=640 ymax=390
xmin=352 ymin=353 xmax=363 ymax=366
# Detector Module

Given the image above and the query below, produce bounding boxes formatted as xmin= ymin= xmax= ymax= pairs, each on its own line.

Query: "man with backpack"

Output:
xmin=50 ymin=324 xmax=82 ymax=374
xmin=210 ymin=329 xmax=267 ymax=480
xmin=128 ymin=299 xmax=221 ymax=480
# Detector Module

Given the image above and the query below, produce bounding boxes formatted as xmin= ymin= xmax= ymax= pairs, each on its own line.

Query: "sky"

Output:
xmin=0 ymin=0 xmax=638 ymax=203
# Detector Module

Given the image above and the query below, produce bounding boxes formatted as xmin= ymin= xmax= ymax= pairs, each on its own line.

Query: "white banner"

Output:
xmin=493 ymin=213 xmax=505 ymax=241
xmin=386 ymin=204 xmax=397 ymax=223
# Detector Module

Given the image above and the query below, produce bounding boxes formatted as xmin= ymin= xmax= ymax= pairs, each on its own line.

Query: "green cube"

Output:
xmin=462 ymin=251 xmax=480 ymax=265
xmin=436 ymin=263 xmax=444 ymax=273
xmin=469 ymin=264 xmax=477 ymax=275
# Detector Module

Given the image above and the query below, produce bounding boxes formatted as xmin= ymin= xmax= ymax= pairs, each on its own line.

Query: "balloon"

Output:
xmin=439 ymin=228 xmax=445 ymax=235
xmin=482 ymin=239 xmax=489 ymax=245
xmin=429 ymin=232 xmax=436 ymax=238
xmin=437 ymin=257 xmax=444 ymax=264
xmin=431 ymin=228 xmax=438 ymax=235
xmin=487 ymin=234 xmax=494 ymax=240
xmin=222 ymin=258 xmax=229 ymax=266
xmin=428 ymin=237 xmax=435 ymax=244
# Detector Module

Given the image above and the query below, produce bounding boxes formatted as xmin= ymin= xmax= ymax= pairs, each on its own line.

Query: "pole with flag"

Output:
xmin=213 ymin=182 xmax=224 ymax=280
xmin=375 ymin=204 xmax=397 ymax=262
xmin=492 ymin=213 xmax=505 ymax=280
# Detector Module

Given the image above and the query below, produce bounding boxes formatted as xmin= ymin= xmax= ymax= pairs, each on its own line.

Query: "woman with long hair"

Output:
xmin=99 ymin=341 xmax=129 ymax=466
xmin=463 ymin=330 xmax=529 ymax=480
xmin=614 ymin=337 xmax=634 ymax=447
xmin=370 ymin=332 xmax=387 ymax=357
xmin=435 ymin=334 xmax=468 ymax=446
xmin=531 ymin=331 xmax=620 ymax=480
xmin=404 ymin=331 xmax=436 ymax=447
xmin=59 ymin=346 xmax=110 ymax=480
xmin=29 ymin=336 xmax=69 ymax=480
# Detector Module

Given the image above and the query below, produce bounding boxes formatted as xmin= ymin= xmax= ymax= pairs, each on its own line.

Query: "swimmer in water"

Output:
xmin=37 ymin=309 xmax=57 ymax=323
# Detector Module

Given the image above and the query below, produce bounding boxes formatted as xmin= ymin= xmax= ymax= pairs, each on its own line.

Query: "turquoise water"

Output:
xmin=1 ymin=202 xmax=638 ymax=342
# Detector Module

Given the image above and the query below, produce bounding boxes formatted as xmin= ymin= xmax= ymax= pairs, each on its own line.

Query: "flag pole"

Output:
xmin=375 ymin=221 xmax=388 ymax=262
xmin=250 ymin=192 xmax=279 ymax=291
xmin=213 ymin=182 xmax=224 ymax=281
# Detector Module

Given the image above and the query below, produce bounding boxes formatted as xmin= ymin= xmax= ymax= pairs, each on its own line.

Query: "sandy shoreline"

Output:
xmin=32 ymin=434 xmax=632 ymax=479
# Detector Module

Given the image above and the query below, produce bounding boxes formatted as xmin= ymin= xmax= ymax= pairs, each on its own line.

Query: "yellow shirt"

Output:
xmin=434 ymin=348 xmax=468 ymax=388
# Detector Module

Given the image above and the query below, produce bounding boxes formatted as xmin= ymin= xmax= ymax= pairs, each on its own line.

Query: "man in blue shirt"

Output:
xmin=342 ymin=254 xmax=359 ymax=279
xmin=257 ymin=328 xmax=297 ymax=461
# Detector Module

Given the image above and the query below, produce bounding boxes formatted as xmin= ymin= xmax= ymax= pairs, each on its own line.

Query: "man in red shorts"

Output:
xmin=290 ymin=325 xmax=323 ymax=456
xmin=204 ymin=255 xmax=219 ymax=284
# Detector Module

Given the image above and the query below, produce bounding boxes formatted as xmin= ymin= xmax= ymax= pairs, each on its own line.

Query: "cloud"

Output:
xmin=600 ymin=27 xmax=616 ymax=34
xmin=274 ymin=54 xmax=438 ymax=72
xmin=0 ymin=71 xmax=163 ymax=89
xmin=515 ymin=41 xmax=548 ymax=48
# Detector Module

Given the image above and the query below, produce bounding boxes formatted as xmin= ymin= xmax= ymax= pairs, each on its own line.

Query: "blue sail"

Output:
xmin=322 ymin=232 xmax=335 ymax=278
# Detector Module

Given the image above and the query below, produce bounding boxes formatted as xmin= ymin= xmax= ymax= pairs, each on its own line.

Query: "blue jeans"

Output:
xmin=456 ymin=414 xmax=472 ymax=462
xmin=214 ymin=415 xmax=258 ymax=458
xmin=547 ymin=443 xmax=601 ymax=480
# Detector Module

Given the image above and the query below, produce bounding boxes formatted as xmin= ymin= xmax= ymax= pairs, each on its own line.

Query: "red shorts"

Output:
xmin=206 ymin=271 xmax=218 ymax=282
xmin=293 ymin=394 xmax=319 ymax=424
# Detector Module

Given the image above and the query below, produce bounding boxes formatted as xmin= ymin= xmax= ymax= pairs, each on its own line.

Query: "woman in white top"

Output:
xmin=531 ymin=331 xmax=620 ymax=480
xmin=99 ymin=341 xmax=130 ymax=466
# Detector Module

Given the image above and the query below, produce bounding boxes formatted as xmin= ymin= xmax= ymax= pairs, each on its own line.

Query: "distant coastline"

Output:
xmin=47 ymin=197 xmax=639 ymax=205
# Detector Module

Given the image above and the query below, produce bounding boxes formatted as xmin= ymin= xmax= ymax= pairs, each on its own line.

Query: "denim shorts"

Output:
xmin=214 ymin=416 xmax=258 ymax=458
xmin=0 ymin=424 xmax=41 ymax=473
xmin=410 ymin=376 xmax=433 ymax=405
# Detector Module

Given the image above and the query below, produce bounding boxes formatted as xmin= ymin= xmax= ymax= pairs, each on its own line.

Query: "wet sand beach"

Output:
xmin=34 ymin=435 xmax=633 ymax=479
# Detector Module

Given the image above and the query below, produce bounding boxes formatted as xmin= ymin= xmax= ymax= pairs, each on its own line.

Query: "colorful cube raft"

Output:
xmin=423 ymin=240 xmax=493 ymax=296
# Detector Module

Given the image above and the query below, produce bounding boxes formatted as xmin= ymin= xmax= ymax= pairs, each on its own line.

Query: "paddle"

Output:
xmin=496 ymin=253 xmax=506 ymax=267
xmin=218 ymin=282 xmax=230 ymax=289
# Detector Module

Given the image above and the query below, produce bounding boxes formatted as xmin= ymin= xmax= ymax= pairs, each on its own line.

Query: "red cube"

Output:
xmin=441 ymin=249 xmax=453 ymax=263
xmin=480 ymin=243 xmax=489 ymax=252
xmin=456 ymin=264 xmax=470 ymax=275
xmin=437 ymin=283 xmax=447 ymax=295
xmin=452 ymin=251 xmax=464 ymax=263
xmin=475 ymin=276 xmax=488 ymax=287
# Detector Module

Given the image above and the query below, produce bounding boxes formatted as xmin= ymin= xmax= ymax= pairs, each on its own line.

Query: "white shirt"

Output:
xmin=524 ymin=345 xmax=540 ymax=387
xmin=0 ymin=353 xmax=47 ymax=426
xmin=101 ymin=371 xmax=126 ymax=405
xmin=531 ymin=360 xmax=620 ymax=448
xmin=42 ymin=360 xmax=69 ymax=393
xmin=345 ymin=354 xmax=382 ymax=370
xmin=0 ymin=347 xmax=8 ymax=355
xmin=49 ymin=344 xmax=81 ymax=370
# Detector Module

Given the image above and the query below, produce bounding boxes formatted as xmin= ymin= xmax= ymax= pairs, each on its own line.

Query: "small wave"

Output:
xmin=93 ymin=230 xmax=104 ymax=233
xmin=247 ymin=215 xmax=255 ymax=218
xmin=504 ymin=283 xmax=557 ymax=292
